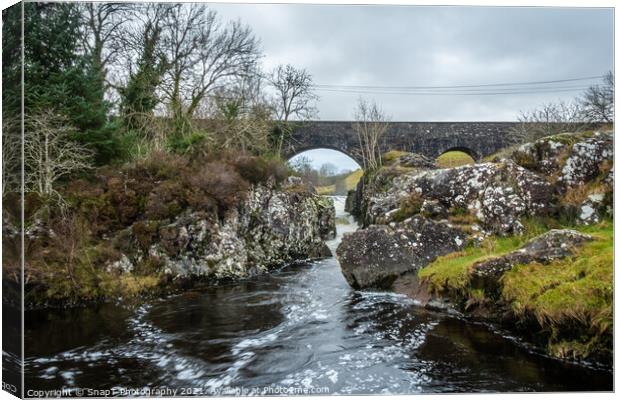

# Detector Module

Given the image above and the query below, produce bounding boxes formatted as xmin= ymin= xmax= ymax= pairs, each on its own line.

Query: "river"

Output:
xmin=23 ymin=197 xmax=612 ymax=394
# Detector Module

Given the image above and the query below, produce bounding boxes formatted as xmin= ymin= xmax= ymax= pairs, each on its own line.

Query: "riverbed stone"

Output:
xmin=336 ymin=216 xmax=466 ymax=289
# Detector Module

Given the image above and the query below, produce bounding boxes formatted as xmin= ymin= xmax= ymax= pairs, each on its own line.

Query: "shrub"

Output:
xmin=127 ymin=150 xmax=189 ymax=181
xmin=232 ymin=155 xmax=291 ymax=185
xmin=189 ymin=162 xmax=249 ymax=215
xmin=391 ymin=192 xmax=423 ymax=222
xmin=144 ymin=180 xmax=186 ymax=220
xmin=168 ymin=131 xmax=210 ymax=158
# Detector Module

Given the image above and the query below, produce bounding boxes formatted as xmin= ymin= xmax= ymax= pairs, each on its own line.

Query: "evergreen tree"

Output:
xmin=21 ymin=2 xmax=118 ymax=164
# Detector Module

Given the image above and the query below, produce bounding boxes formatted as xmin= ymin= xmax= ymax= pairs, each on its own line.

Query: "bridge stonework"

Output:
xmin=283 ymin=121 xmax=519 ymax=166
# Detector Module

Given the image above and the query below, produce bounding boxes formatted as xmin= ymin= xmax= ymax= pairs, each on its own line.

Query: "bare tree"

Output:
xmin=268 ymin=64 xmax=318 ymax=156
xmin=79 ymin=2 xmax=132 ymax=87
xmin=268 ymin=64 xmax=318 ymax=122
xmin=580 ymin=71 xmax=614 ymax=124
xmin=24 ymin=110 xmax=94 ymax=200
xmin=353 ymin=98 xmax=390 ymax=170
xmin=159 ymin=4 xmax=261 ymax=134
xmin=2 ymin=116 xmax=21 ymax=195
xmin=511 ymin=100 xmax=585 ymax=143
xmin=289 ymin=155 xmax=319 ymax=185
xmin=319 ymin=163 xmax=338 ymax=177
xmin=193 ymin=70 xmax=273 ymax=155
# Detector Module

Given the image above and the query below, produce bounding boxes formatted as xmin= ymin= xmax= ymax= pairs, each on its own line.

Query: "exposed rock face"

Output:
xmin=340 ymin=130 xmax=612 ymax=295
xmin=470 ymin=229 xmax=592 ymax=294
xmin=109 ymin=185 xmax=336 ymax=280
xmin=559 ymin=132 xmax=613 ymax=189
xmin=349 ymin=131 xmax=613 ymax=234
xmin=336 ymin=216 xmax=466 ymax=289
xmin=359 ymin=162 xmax=554 ymax=235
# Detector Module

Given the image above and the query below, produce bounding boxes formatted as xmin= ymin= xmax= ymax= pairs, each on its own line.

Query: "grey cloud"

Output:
xmin=211 ymin=4 xmax=613 ymax=121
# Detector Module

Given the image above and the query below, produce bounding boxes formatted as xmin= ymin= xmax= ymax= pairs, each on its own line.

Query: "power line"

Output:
xmin=314 ymin=87 xmax=590 ymax=96
xmin=312 ymin=75 xmax=604 ymax=90
xmin=315 ymin=84 xmax=590 ymax=94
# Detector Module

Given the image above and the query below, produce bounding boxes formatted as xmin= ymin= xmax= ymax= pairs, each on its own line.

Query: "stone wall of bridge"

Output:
xmin=282 ymin=121 xmax=520 ymax=166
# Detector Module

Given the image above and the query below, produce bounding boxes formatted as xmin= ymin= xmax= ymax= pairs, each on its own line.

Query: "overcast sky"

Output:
xmin=210 ymin=3 xmax=613 ymax=170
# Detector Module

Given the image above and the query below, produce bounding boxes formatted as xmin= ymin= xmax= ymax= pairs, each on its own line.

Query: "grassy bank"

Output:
xmin=417 ymin=220 xmax=613 ymax=363
xmin=436 ymin=151 xmax=475 ymax=168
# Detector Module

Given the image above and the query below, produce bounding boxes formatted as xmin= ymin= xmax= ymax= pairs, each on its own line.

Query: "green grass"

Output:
xmin=436 ymin=151 xmax=475 ymax=168
xmin=418 ymin=234 xmax=530 ymax=294
xmin=344 ymin=169 xmax=363 ymax=190
xmin=417 ymin=217 xmax=568 ymax=295
xmin=316 ymin=185 xmax=336 ymax=195
xmin=418 ymin=219 xmax=613 ymax=361
xmin=501 ymin=221 xmax=612 ymax=331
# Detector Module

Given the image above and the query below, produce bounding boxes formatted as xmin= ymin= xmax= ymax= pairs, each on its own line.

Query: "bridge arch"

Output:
xmin=283 ymin=145 xmax=365 ymax=169
xmin=436 ymin=146 xmax=480 ymax=163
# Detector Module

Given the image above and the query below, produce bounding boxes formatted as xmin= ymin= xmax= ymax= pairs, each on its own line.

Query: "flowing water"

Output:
xmin=22 ymin=197 xmax=612 ymax=395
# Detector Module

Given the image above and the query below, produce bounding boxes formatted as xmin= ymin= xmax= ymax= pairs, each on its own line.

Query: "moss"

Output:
xmin=417 ymin=219 xmax=612 ymax=363
xmin=500 ymin=222 xmax=612 ymax=361
xmin=417 ymin=220 xmax=551 ymax=295
xmin=418 ymin=249 xmax=478 ymax=294
xmin=134 ymin=255 xmax=165 ymax=276
xmin=511 ymin=150 xmax=538 ymax=170
xmin=381 ymin=150 xmax=410 ymax=165
xmin=436 ymin=151 xmax=475 ymax=168
xmin=501 ymin=221 xmax=612 ymax=327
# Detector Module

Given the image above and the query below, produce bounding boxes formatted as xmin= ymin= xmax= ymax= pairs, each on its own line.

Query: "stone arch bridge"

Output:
xmin=282 ymin=121 xmax=520 ymax=166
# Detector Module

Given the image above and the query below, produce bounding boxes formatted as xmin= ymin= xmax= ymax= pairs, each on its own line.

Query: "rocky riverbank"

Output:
xmin=338 ymin=130 xmax=613 ymax=366
xmin=2 ymin=154 xmax=336 ymax=308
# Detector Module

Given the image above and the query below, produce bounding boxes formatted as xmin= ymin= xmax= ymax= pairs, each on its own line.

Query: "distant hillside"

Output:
xmin=317 ymin=169 xmax=363 ymax=195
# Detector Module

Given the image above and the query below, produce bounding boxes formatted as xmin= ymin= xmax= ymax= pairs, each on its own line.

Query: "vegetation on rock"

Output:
xmin=343 ymin=128 xmax=614 ymax=366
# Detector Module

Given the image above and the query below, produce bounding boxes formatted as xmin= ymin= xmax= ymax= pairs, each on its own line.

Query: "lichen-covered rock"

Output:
xmin=282 ymin=175 xmax=317 ymax=194
xmin=336 ymin=216 xmax=466 ymax=289
xmin=115 ymin=185 xmax=336 ymax=280
xmin=420 ymin=199 xmax=449 ymax=219
xmin=393 ymin=153 xmax=437 ymax=169
xmin=359 ymin=162 xmax=554 ymax=235
xmin=578 ymin=193 xmax=606 ymax=225
xmin=316 ymin=196 xmax=337 ymax=239
xmin=559 ymin=132 xmax=613 ymax=189
xmin=508 ymin=133 xmax=576 ymax=175
xmin=470 ymin=229 xmax=592 ymax=294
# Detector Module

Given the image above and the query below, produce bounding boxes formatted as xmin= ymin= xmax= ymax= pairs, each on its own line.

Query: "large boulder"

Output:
xmin=470 ymin=229 xmax=592 ymax=295
xmin=336 ymin=216 xmax=466 ymax=289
